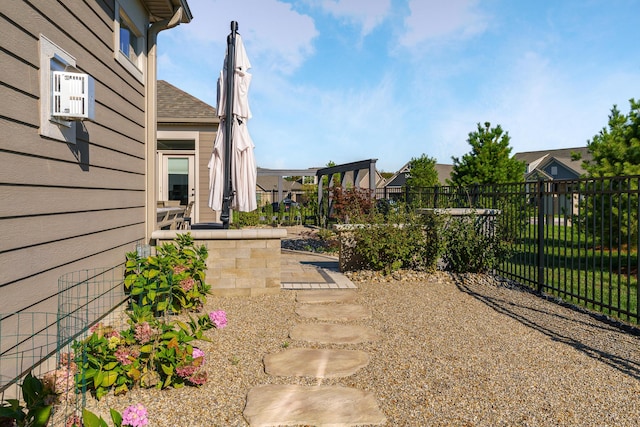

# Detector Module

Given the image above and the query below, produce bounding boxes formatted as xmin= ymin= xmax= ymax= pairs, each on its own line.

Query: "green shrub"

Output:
xmin=441 ymin=211 xmax=511 ymax=273
xmin=124 ymin=233 xmax=209 ymax=315
xmin=233 ymin=210 xmax=260 ymax=228
xmin=350 ymin=208 xmax=443 ymax=274
xmin=72 ymin=312 xmax=218 ymax=400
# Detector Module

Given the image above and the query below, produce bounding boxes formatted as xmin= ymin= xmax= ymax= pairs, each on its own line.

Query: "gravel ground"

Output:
xmin=82 ymin=227 xmax=640 ymax=426
xmin=86 ymin=272 xmax=640 ymax=426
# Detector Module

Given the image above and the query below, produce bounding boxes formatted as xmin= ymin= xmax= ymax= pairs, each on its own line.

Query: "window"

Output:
xmin=114 ymin=1 xmax=145 ymax=82
xmin=39 ymin=34 xmax=77 ymax=143
xmin=119 ymin=16 xmax=140 ymax=64
xmin=551 ymin=166 xmax=558 ymax=176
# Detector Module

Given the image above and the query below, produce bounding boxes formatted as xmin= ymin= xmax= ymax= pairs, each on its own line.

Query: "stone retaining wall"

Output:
xmin=151 ymin=229 xmax=287 ymax=297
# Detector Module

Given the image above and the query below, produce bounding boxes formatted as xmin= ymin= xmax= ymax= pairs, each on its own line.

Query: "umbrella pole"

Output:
xmin=221 ymin=20 xmax=238 ymax=229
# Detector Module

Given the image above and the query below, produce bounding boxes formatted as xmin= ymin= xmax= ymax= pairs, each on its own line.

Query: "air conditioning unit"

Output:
xmin=51 ymin=71 xmax=95 ymax=121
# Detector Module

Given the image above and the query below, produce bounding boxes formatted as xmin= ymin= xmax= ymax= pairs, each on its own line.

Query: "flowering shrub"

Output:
xmin=124 ymin=233 xmax=210 ymax=315
xmin=121 ymin=404 xmax=148 ymax=427
xmin=0 ymin=372 xmax=54 ymax=427
xmin=208 ymin=310 xmax=227 ymax=329
xmin=72 ymin=310 xmax=225 ymax=400
xmin=68 ymin=404 xmax=149 ymax=427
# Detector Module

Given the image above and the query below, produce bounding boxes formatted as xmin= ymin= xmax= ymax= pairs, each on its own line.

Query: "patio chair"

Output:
xmin=181 ymin=201 xmax=195 ymax=229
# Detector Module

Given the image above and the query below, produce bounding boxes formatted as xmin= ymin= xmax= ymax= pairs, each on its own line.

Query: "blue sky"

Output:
xmin=158 ymin=0 xmax=640 ymax=173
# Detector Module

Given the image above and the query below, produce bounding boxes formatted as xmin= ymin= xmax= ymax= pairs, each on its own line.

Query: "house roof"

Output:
xmin=385 ymin=162 xmax=453 ymax=187
xmin=514 ymin=147 xmax=590 ymax=165
xmin=514 ymin=147 xmax=591 ymax=177
xmin=144 ymin=0 xmax=193 ymax=23
xmin=157 ymin=80 xmax=217 ymax=124
xmin=256 ymin=176 xmax=305 ymax=192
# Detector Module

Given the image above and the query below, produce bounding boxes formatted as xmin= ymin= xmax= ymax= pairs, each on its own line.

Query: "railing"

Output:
xmin=374 ymin=177 xmax=640 ymax=324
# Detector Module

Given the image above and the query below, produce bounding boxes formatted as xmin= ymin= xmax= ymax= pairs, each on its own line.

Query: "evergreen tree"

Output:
xmin=578 ymin=100 xmax=640 ymax=248
xmin=580 ymin=99 xmax=640 ymax=177
xmin=448 ymin=122 xmax=525 ymax=186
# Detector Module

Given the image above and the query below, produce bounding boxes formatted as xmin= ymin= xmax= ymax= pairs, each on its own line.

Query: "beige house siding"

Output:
xmin=0 ymin=1 xmax=147 ymax=318
xmin=197 ymin=130 xmax=218 ymax=223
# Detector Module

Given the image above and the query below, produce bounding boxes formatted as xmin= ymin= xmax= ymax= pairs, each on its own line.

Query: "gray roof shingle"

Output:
xmin=157 ymin=80 xmax=217 ymax=122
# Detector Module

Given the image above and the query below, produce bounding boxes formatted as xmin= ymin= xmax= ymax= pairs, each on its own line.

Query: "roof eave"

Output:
xmin=144 ymin=0 xmax=193 ymax=24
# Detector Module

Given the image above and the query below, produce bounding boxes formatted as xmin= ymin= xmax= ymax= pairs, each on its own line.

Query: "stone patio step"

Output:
xmin=290 ymin=322 xmax=379 ymax=344
xmin=264 ymin=348 xmax=369 ymax=378
xmin=243 ymin=384 xmax=387 ymax=427
xmin=295 ymin=303 xmax=371 ymax=321
xmin=296 ymin=289 xmax=358 ymax=304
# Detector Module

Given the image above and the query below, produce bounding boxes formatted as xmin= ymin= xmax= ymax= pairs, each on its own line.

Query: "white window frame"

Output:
xmin=114 ymin=1 xmax=146 ymax=82
xmin=551 ymin=166 xmax=558 ymax=176
xmin=39 ymin=34 xmax=77 ymax=143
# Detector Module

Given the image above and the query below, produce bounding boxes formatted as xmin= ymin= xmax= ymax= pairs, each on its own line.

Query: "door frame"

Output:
xmin=157 ymin=130 xmax=200 ymax=225
xmin=157 ymin=151 xmax=195 ymax=205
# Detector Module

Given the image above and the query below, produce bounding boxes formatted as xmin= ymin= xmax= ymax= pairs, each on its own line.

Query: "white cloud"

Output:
xmin=426 ymin=49 xmax=640 ymax=164
xmin=400 ymin=0 xmax=489 ymax=47
xmin=176 ymin=0 xmax=319 ymax=74
xmin=318 ymin=0 xmax=392 ymax=37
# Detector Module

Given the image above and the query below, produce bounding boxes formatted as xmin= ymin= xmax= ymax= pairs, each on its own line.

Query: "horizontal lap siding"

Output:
xmin=198 ymin=130 xmax=217 ymax=223
xmin=0 ymin=0 xmax=146 ymax=322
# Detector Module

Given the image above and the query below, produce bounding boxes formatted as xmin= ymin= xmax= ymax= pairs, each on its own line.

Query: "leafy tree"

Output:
xmin=406 ymin=154 xmax=439 ymax=188
xmin=577 ymin=100 xmax=640 ymax=248
xmin=448 ymin=122 xmax=525 ymax=186
xmin=405 ymin=154 xmax=439 ymax=207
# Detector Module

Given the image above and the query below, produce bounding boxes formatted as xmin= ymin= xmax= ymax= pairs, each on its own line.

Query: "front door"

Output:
xmin=159 ymin=154 xmax=195 ymax=206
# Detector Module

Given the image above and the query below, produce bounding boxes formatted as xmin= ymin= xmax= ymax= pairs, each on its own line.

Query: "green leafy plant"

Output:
xmin=73 ymin=311 xmax=219 ymax=400
xmin=441 ymin=211 xmax=511 ymax=273
xmin=233 ymin=210 xmax=260 ymax=228
xmin=124 ymin=233 xmax=210 ymax=315
xmin=349 ymin=207 xmax=443 ymax=274
xmin=66 ymin=404 xmax=149 ymax=427
xmin=0 ymin=372 xmax=54 ymax=427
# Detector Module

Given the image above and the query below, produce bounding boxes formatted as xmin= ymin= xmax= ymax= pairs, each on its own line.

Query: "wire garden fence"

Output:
xmin=0 ymin=243 xmax=152 ymax=424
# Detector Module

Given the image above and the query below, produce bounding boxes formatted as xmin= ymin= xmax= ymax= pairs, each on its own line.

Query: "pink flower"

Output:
xmin=208 ymin=310 xmax=227 ymax=328
xmin=179 ymin=277 xmax=195 ymax=292
xmin=134 ymin=322 xmax=153 ymax=344
xmin=176 ymin=364 xmax=198 ymax=378
xmin=65 ymin=414 xmax=83 ymax=427
xmin=173 ymin=265 xmax=187 ymax=275
xmin=192 ymin=347 xmax=205 ymax=361
xmin=188 ymin=370 xmax=208 ymax=385
xmin=115 ymin=347 xmax=133 ymax=365
xmin=122 ymin=404 xmax=149 ymax=427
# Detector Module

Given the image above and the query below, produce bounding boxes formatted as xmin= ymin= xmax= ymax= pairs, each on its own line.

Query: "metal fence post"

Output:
xmin=537 ymin=179 xmax=545 ymax=292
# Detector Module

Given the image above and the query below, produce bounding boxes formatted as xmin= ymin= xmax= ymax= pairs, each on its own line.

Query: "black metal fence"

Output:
xmin=374 ymin=177 xmax=640 ymax=324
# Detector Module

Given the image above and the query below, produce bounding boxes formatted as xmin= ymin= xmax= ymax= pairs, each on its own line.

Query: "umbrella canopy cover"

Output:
xmin=208 ymin=29 xmax=257 ymax=213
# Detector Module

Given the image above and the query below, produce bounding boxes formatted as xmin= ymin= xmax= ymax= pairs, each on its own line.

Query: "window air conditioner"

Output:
xmin=51 ymin=71 xmax=95 ymax=121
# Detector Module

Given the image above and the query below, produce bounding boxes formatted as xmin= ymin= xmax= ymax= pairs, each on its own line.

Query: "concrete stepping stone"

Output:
xmin=264 ymin=348 xmax=369 ymax=378
xmin=296 ymin=289 xmax=357 ymax=304
xmin=290 ymin=322 xmax=379 ymax=344
xmin=244 ymin=384 xmax=387 ymax=426
xmin=296 ymin=303 xmax=371 ymax=321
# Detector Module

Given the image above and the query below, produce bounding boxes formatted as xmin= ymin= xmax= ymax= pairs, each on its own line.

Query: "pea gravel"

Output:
xmin=85 ymin=270 xmax=640 ymax=426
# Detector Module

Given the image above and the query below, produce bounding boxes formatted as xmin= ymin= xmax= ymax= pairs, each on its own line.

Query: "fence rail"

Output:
xmin=374 ymin=176 xmax=640 ymax=324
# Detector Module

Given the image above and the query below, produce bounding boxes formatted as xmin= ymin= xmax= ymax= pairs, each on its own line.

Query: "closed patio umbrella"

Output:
xmin=208 ymin=21 xmax=257 ymax=228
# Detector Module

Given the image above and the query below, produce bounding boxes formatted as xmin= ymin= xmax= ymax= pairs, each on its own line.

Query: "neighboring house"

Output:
xmin=515 ymin=147 xmax=591 ymax=217
xmin=515 ymin=147 xmax=590 ymax=181
xmin=383 ymin=162 xmax=453 ymax=197
xmin=157 ymin=80 xmax=219 ymax=224
xmin=0 ymin=0 xmax=192 ymax=381
xmin=256 ymin=170 xmax=314 ymax=207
